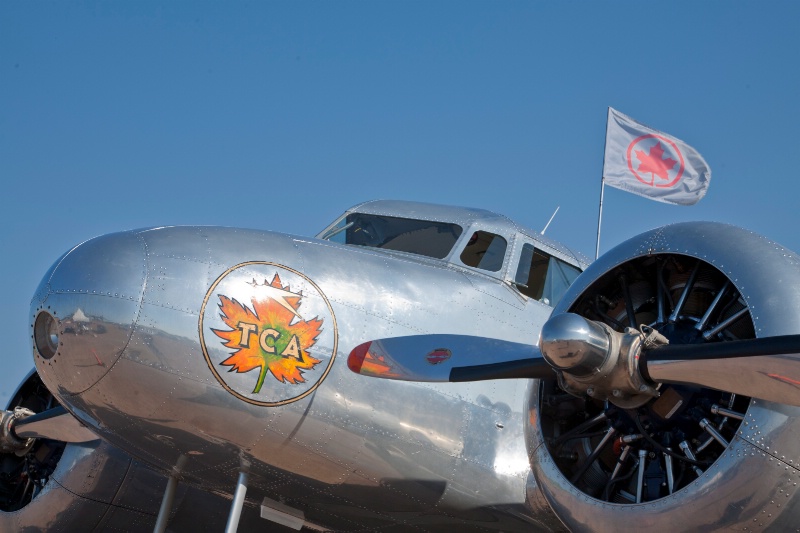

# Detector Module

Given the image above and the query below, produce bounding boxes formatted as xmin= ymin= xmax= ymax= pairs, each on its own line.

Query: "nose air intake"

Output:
xmin=31 ymin=231 xmax=146 ymax=396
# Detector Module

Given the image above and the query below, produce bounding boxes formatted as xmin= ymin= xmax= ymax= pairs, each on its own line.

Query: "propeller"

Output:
xmin=643 ymin=335 xmax=800 ymax=407
xmin=348 ymin=334 xmax=552 ymax=383
xmin=1 ymin=405 xmax=98 ymax=454
xmin=348 ymin=313 xmax=800 ymax=408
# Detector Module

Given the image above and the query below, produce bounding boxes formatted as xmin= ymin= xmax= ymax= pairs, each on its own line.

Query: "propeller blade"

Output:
xmin=348 ymin=334 xmax=551 ymax=382
xmin=13 ymin=406 xmax=99 ymax=443
xmin=643 ymin=335 xmax=800 ymax=407
xmin=347 ymin=315 xmax=800 ymax=406
xmin=644 ymin=334 xmax=800 ymax=362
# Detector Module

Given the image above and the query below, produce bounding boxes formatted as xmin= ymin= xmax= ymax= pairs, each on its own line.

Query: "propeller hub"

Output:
xmin=540 ymin=313 xmax=662 ymax=408
xmin=540 ymin=313 xmax=611 ymax=376
xmin=1 ymin=408 xmax=35 ymax=456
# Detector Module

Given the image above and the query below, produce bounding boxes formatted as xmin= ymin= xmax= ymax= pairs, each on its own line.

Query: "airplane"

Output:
xmin=1 ymin=199 xmax=799 ymax=532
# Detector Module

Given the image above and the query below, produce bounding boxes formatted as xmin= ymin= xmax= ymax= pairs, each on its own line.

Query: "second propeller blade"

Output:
xmin=643 ymin=334 xmax=800 ymax=407
xmin=348 ymin=334 xmax=550 ymax=382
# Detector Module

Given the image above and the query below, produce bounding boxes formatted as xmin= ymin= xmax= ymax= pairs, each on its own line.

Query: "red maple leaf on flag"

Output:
xmin=635 ymin=142 xmax=677 ymax=185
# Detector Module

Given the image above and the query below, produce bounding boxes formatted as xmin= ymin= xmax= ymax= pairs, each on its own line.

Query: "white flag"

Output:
xmin=603 ymin=107 xmax=711 ymax=205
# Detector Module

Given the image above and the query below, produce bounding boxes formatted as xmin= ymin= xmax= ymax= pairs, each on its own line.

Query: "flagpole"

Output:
xmin=595 ymin=179 xmax=605 ymax=260
xmin=596 ymin=108 xmax=610 ymax=260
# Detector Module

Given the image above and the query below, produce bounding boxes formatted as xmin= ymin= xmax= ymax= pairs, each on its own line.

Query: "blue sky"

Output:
xmin=2 ymin=1 xmax=799 ymax=405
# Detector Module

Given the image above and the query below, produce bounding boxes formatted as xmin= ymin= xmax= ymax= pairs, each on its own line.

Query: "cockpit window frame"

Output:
xmin=512 ymin=241 xmax=582 ymax=307
xmin=319 ymin=212 xmax=464 ymax=261
xmin=458 ymin=230 xmax=509 ymax=273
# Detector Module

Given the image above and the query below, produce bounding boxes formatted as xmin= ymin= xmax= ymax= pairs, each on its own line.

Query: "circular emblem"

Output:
xmin=199 ymin=262 xmax=337 ymax=407
xmin=626 ymin=134 xmax=685 ymax=188
xmin=426 ymin=348 xmax=452 ymax=365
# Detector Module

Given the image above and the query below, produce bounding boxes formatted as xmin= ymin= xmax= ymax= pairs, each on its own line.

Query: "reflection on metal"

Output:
xmin=1 ymin=407 xmax=35 ymax=455
xmin=541 ymin=313 xmax=661 ymax=408
xmin=695 ymin=280 xmax=730 ymax=331
xmin=700 ymin=418 xmax=730 ymax=448
xmin=350 ymin=334 xmax=544 ymax=382
xmin=610 ymin=445 xmax=631 ymax=484
xmin=25 ymin=208 xmax=573 ymax=528
xmin=656 ymin=260 xmax=666 ymax=324
xmin=154 ymin=454 xmax=187 ymax=533
xmin=635 ymin=449 xmax=647 ymax=503
xmin=669 ymin=260 xmax=700 ymax=323
xmin=540 ymin=313 xmax=610 ymax=377
xmin=260 ymin=496 xmax=305 ymax=530
xmin=645 ymin=348 xmax=800 ymax=407
xmin=12 ymin=406 xmax=98 ymax=443
xmin=225 ymin=470 xmax=248 ymax=533
xmin=702 ymin=307 xmax=750 ymax=340
xmin=664 ymin=450 xmax=674 ymax=494
xmin=679 ymin=440 xmax=703 ymax=476
xmin=10 ymin=202 xmax=800 ymax=532
xmin=711 ymin=404 xmax=745 ymax=420
xmin=153 ymin=477 xmax=177 ymax=533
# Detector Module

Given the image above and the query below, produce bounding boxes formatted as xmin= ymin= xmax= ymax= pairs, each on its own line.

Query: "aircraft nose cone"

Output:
xmin=31 ymin=231 xmax=146 ymax=396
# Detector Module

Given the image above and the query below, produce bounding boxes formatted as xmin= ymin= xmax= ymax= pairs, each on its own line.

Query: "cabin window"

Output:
xmin=514 ymin=243 xmax=581 ymax=306
xmin=459 ymin=231 xmax=507 ymax=272
xmin=320 ymin=213 xmax=463 ymax=259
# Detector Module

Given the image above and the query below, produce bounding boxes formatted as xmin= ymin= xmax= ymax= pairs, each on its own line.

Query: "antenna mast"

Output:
xmin=541 ymin=206 xmax=560 ymax=235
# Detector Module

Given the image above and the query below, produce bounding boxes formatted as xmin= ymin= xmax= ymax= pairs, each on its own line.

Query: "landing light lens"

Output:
xmin=34 ymin=312 xmax=59 ymax=359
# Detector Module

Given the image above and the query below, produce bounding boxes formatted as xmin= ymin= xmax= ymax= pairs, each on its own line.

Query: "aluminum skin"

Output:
xmin=25 ymin=201 xmax=583 ymax=531
xmin=7 ymin=201 xmax=800 ymax=531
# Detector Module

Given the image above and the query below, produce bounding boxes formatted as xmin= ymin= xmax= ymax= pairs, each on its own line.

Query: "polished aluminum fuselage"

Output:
xmin=29 ymin=202 xmax=583 ymax=530
xmin=18 ymin=202 xmax=800 ymax=532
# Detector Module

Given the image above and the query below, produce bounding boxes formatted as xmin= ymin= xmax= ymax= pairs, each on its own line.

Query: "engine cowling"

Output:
xmin=527 ymin=222 xmax=800 ymax=531
xmin=1 ymin=370 xmax=285 ymax=531
xmin=0 ymin=371 xmax=168 ymax=531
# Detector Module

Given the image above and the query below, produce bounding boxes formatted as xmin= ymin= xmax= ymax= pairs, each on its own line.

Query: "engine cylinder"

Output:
xmin=527 ymin=222 xmax=800 ymax=531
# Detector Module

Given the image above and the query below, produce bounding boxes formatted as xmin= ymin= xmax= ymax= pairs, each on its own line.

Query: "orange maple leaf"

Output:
xmin=212 ymin=274 xmax=322 ymax=393
xmin=635 ymin=142 xmax=677 ymax=185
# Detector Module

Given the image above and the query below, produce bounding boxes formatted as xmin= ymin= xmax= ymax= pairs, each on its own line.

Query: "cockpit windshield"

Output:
xmin=320 ymin=213 xmax=463 ymax=259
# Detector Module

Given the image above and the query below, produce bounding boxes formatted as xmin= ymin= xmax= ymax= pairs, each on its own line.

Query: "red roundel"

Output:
xmin=426 ymin=348 xmax=452 ymax=365
xmin=626 ymin=134 xmax=685 ymax=188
